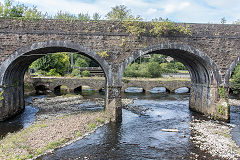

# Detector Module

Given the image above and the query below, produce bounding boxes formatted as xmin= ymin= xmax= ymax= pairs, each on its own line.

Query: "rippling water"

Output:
xmin=38 ymin=92 xmax=212 ymax=160
xmin=1 ymin=88 xmax=240 ymax=159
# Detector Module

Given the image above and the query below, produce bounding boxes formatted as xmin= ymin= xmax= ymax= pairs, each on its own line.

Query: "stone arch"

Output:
xmin=35 ymin=85 xmax=48 ymax=94
xmin=74 ymin=86 xmax=83 ymax=94
xmin=224 ymin=56 xmax=240 ymax=87
xmin=0 ymin=40 xmax=111 ymax=121
xmin=0 ymin=40 xmax=111 ymax=86
xmin=119 ymin=43 xmax=221 ymax=86
xmin=119 ymin=42 xmax=226 ymax=120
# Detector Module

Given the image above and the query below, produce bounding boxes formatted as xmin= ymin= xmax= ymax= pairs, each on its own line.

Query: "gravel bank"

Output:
xmin=190 ymin=117 xmax=240 ymax=159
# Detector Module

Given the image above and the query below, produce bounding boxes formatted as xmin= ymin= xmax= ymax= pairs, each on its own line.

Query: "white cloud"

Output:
xmin=146 ymin=8 xmax=158 ymax=15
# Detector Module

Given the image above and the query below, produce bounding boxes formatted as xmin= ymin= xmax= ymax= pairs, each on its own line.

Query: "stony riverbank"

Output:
xmin=0 ymin=95 xmax=135 ymax=160
xmin=0 ymin=111 xmax=109 ymax=160
xmin=190 ymin=115 xmax=240 ymax=159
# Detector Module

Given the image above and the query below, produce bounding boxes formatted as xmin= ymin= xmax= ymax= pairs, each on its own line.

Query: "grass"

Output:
xmin=76 ymin=131 xmax=82 ymax=137
xmin=45 ymin=138 xmax=66 ymax=150
xmin=95 ymin=118 xmax=105 ymax=124
xmin=0 ymin=111 xmax=108 ymax=160
xmin=88 ymin=122 xmax=97 ymax=131
xmin=0 ymin=122 xmax=48 ymax=160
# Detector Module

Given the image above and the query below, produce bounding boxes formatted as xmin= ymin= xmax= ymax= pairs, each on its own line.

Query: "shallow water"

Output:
xmin=37 ymin=92 xmax=225 ymax=160
xmin=1 ymin=89 xmax=240 ymax=159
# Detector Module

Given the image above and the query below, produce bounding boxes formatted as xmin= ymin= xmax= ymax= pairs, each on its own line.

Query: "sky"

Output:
xmin=0 ymin=0 xmax=240 ymax=23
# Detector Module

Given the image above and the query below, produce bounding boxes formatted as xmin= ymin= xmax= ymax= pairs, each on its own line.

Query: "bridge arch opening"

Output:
xmin=0 ymin=40 xmax=110 ymax=121
xmin=125 ymin=87 xmax=145 ymax=93
xmin=35 ymin=85 xmax=48 ymax=95
xmin=150 ymin=87 xmax=168 ymax=93
xmin=120 ymin=43 xmax=222 ymax=118
xmin=174 ymin=87 xmax=190 ymax=94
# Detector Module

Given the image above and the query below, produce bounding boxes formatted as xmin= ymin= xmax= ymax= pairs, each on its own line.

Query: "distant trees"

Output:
xmin=231 ymin=64 xmax=240 ymax=95
xmin=30 ymin=53 xmax=70 ymax=76
xmin=0 ymin=0 xmax=45 ymax=19
xmin=54 ymin=11 xmax=100 ymax=21
xmin=30 ymin=53 xmax=99 ymax=77
xmin=123 ymin=54 xmax=187 ymax=78
xmin=106 ymin=5 xmax=131 ymax=21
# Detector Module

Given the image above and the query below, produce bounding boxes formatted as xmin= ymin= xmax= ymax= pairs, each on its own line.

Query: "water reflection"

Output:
xmin=230 ymin=106 xmax=240 ymax=146
xmin=40 ymin=93 xmax=195 ymax=159
xmin=0 ymin=105 xmax=39 ymax=137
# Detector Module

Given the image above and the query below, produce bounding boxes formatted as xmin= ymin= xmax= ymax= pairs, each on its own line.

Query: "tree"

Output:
xmin=231 ymin=64 xmax=240 ymax=95
xmin=31 ymin=53 xmax=70 ymax=76
xmin=78 ymin=13 xmax=90 ymax=21
xmin=147 ymin=62 xmax=162 ymax=78
xmin=0 ymin=0 xmax=44 ymax=19
xmin=92 ymin=13 xmax=101 ymax=21
xmin=106 ymin=5 xmax=131 ymax=21
xmin=75 ymin=58 xmax=89 ymax=67
xmin=54 ymin=11 xmax=76 ymax=20
xmin=221 ymin=17 xmax=226 ymax=24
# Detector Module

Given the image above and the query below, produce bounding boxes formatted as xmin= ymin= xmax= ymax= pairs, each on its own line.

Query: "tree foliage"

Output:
xmin=123 ymin=54 xmax=187 ymax=78
xmin=106 ymin=5 xmax=131 ymax=21
xmin=0 ymin=0 xmax=45 ymax=19
xmin=75 ymin=58 xmax=89 ymax=67
xmin=231 ymin=64 xmax=240 ymax=95
xmin=30 ymin=53 xmax=70 ymax=76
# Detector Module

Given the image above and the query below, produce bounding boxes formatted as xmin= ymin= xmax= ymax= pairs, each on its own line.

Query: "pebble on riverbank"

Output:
xmin=190 ymin=118 xmax=240 ymax=159
xmin=0 ymin=111 xmax=109 ymax=160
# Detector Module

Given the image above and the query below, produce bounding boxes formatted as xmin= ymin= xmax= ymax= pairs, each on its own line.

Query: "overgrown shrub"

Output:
xmin=71 ymin=69 xmax=81 ymax=77
xmin=46 ymin=69 xmax=61 ymax=77
xmin=231 ymin=64 xmax=240 ymax=95
xmin=82 ymin=70 xmax=90 ymax=77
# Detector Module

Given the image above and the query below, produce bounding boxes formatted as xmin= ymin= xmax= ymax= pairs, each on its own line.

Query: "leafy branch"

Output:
xmin=0 ymin=90 xmax=4 ymax=101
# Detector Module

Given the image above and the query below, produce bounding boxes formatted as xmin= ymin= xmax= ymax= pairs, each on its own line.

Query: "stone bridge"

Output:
xmin=31 ymin=77 xmax=191 ymax=93
xmin=1 ymin=19 xmax=240 ymax=122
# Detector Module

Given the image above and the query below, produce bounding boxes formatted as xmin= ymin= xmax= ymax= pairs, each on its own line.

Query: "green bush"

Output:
xmin=71 ymin=69 xmax=81 ymax=77
xmin=147 ymin=61 xmax=162 ymax=78
xmin=75 ymin=58 xmax=89 ymax=67
xmin=82 ymin=70 xmax=90 ymax=77
xmin=231 ymin=64 xmax=240 ymax=95
xmin=46 ymin=69 xmax=61 ymax=77
xmin=31 ymin=53 xmax=70 ymax=76
xmin=35 ymin=70 xmax=46 ymax=76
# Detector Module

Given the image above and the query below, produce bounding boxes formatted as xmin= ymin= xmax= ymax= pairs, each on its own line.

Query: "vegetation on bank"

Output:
xmin=0 ymin=111 xmax=108 ymax=160
xmin=231 ymin=64 xmax=240 ymax=95
xmin=124 ymin=55 xmax=186 ymax=78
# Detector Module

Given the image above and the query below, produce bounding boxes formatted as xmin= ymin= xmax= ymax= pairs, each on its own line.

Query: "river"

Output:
xmin=0 ymin=88 xmax=240 ymax=159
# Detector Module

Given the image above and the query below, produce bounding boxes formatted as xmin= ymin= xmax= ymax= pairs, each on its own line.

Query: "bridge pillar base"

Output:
xmin=189 ymin=84 xmax=230 ymax=121
xmin=105 ymin=86 xmax=122 ymax=123
xmin=0 ymin=85 xmax=25 ymax=121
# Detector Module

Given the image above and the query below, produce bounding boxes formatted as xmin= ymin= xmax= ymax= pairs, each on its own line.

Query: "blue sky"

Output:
xmin=0 ymin=0 xmax=239 ymax=23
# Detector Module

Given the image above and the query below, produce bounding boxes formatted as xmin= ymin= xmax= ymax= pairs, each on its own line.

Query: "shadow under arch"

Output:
xmin=0 ymin=40 xmax=111 ymax=121
xmin=119 ymin=42 xmax=224 ymax=120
